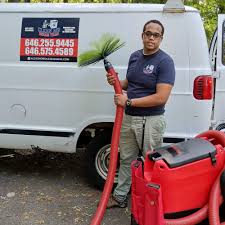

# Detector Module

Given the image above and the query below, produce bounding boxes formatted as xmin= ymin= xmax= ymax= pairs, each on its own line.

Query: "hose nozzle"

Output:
xmin=104 ymin=58 xmax=113 ymax=72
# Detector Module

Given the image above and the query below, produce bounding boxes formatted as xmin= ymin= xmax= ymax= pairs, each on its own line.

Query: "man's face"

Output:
xmin=142 ymin=23 xmax=163 ymax=53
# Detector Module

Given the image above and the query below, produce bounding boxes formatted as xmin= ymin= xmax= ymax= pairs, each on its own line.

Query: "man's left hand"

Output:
xmin=114 ymin=93 xmax=128 ymax=107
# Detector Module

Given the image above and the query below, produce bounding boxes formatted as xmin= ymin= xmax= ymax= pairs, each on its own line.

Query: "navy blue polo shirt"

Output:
xmin=125 ymin=49 xmax=175 ymax=116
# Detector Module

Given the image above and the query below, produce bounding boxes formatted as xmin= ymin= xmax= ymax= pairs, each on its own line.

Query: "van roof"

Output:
xmin=0 ymin=3 xmax=198 ymax=13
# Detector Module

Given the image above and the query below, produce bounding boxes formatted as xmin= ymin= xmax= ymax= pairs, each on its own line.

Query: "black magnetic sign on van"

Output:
xmin=20 ymin=18 xmax=80 ymax=62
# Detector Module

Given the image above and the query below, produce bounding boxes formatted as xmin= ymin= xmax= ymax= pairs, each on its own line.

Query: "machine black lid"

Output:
xmin=149 ymin=138 xmax=217 ymax=168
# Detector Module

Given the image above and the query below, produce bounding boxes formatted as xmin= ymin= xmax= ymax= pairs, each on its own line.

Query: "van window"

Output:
xmin=223 ymin=21 xmax=225 ymax=65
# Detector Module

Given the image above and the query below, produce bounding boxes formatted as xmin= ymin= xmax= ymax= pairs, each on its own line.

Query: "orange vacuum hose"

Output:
xmin=90 ymin=60 xmax=124 ymax=225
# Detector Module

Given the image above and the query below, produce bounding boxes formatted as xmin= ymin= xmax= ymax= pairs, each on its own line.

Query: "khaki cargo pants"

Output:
xmin=113 ymin=113 xmax=166 ymax=199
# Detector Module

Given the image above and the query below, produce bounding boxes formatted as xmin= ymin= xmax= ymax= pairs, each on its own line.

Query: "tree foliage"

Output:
xmin=185 ymin=0 xmax=225 ymax=39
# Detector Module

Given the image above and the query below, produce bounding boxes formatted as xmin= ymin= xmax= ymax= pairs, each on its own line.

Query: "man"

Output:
xmin=106 ymin=20 xmax=175 ymax=208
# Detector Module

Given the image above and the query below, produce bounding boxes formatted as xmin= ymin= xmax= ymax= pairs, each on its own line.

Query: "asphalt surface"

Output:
xmin=0 ymin=149 xmax=130 ymax=225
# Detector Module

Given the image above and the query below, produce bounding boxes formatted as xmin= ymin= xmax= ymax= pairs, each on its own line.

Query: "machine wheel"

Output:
xmin=87 ymin=130 xmax=119 ymax=189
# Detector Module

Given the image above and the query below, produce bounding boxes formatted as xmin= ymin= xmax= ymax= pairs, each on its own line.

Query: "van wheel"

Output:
xmin=87 ymin=131 xmax=119 ymax=189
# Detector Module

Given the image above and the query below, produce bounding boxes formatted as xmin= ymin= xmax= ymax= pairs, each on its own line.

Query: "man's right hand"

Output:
xmin=106 ymin=73 xmax=116 ymax=85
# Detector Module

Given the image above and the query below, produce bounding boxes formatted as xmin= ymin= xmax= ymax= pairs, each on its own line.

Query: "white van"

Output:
xmin=0 ymin=0 xmax=224 ymax=188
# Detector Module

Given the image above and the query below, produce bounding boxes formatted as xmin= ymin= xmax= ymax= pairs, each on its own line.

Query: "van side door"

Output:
xmin=211 ymin=15 xmax=225 ymax=131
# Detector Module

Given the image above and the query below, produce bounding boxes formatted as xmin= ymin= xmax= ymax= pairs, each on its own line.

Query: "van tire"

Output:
xmin=87 ymin=130 xmax=119 ymax=190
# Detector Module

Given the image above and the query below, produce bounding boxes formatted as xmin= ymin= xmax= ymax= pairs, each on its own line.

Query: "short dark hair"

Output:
xmin=143 ymin=20 xmax=164 ymax=36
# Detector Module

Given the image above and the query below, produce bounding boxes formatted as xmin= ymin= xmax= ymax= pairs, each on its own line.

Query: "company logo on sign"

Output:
xmin=38 ymin=20 xmax=60 ymax=37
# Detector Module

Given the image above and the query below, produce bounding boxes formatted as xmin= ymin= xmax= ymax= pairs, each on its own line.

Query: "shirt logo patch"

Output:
xmin=143 ymin=65 xmax=154 ymax=74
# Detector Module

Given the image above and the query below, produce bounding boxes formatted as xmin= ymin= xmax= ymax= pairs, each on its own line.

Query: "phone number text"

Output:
xmin=24 ymin=38 xmax=75 ymax=48
xmin=24 ymin=47 xmax=74 ymax=57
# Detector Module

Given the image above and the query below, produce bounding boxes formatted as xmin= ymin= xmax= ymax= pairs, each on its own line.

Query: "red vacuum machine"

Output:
xmin=131 ymin=130 xmax=225 ymax=225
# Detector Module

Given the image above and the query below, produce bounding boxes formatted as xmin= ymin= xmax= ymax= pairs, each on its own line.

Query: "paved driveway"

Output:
xmin=0 ymin=149 xmax=130 ymax=225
